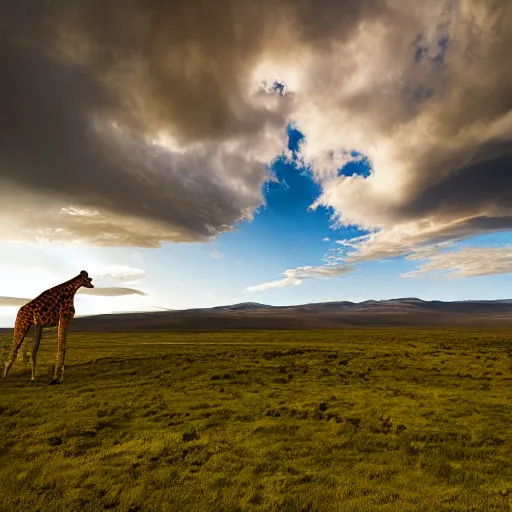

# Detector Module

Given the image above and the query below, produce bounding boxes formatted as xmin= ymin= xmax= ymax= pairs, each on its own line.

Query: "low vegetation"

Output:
xmin=1 ymin=329 xmax=512 ymax=511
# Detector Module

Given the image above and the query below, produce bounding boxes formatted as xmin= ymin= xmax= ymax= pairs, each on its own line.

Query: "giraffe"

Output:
xmin=2 ymin=271 xmax=94 ymax=382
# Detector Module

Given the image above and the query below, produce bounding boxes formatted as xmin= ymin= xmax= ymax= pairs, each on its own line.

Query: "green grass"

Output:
xmin=1 ymin=329 xmax=512 ymax=512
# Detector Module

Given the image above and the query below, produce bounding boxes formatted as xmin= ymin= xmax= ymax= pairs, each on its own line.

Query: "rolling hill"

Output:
xmin=2 ymin=298 xmax=512 ymax=334
xmin=61 ymin=298 xmax=512 ymax=331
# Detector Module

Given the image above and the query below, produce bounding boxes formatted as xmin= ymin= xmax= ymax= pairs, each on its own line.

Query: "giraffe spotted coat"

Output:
xmin=2 ymin=270 xmax=94 ymax=382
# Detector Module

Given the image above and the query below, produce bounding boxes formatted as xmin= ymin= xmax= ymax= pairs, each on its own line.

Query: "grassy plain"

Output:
xmin=1 ymin=329 xmax=512 ymax=512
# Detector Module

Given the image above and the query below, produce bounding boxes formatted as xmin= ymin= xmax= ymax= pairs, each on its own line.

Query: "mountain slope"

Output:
xmin=62 ymin=298 xmax=512 ymax=331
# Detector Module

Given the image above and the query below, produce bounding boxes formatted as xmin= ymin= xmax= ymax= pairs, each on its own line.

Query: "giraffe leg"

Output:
xmin=53 ymin=317 xmax=69 ymax=382
xmin=30 ymin=325 xmax=43 ymax=381
xmin=3 ymin=321 xmax=31 ymax=379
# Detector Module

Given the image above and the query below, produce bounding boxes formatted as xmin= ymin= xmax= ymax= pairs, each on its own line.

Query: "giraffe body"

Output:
xmin=2 ymin=271 xmax=94 ymax=382
xmin=17 ymin=286 xmax=77 ymax=327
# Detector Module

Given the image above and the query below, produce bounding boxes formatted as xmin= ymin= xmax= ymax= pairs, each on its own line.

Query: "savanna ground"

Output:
xmin=1 ymin=329 xmax=512 ymax=512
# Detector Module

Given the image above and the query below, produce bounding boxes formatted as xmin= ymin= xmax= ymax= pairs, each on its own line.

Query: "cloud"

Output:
xmin=247 ymin=276 xmax=301 ymax=292
xmin=0 ymin=2 xmax=296 ymax=247
xmin=327 ymin=214 xmax=512 ymax=268
xmin=402 ymin=245 xmax=512 ymax=278
xmin=0 ymin=297 xmax=30 ymax=308
xmin=78 ymin=287 xmax=147 ymax=297
xmin=296 ymin=1 xmax=512 ymax=256
xmin=93 ymin=266 xmax=146 ymax=282
xmin=1 ymin=0 xmax=511 ymax=258
xmin=247 ymin=264 xmax=353 ymax=291
xmin=0 ymin=287 xmax=146 ymax=308
xmin=210 ymin=249 xmax=222 ymax=260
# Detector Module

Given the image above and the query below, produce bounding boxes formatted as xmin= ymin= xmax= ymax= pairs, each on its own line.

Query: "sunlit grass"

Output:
xmin=1 ymin=329 xmax=512 ymax=511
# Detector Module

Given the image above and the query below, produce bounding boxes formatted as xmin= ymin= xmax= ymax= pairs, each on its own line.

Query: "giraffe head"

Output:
xmin=78 ymin=270 xmax=94 ymax=288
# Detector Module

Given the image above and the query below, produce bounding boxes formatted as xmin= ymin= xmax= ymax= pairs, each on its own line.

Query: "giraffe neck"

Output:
xmin=51 ymin=277 xmax=83 ymax=296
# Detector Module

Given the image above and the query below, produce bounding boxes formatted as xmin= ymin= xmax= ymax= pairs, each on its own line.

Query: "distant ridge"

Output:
xmin=2 ymin=298 xmax=511 ymax=333
xmin=212 ymin=302 xmax=274 ymax=311
xmin=61 ymin=298 xmax=512 ymax=331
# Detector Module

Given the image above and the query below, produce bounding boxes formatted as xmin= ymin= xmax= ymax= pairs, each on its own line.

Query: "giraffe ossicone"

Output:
xmin=2 ymin=271 xmax=94 ymax=382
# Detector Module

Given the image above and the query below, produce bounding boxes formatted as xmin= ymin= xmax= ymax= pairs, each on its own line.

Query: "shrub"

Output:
xmin=182 ymin=427 xmax=200 ymax=442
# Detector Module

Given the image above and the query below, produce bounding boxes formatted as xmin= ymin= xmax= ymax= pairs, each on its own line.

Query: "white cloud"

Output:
xmin=247 ymin=275 xmax=301 ymax=292
xmin=93 ymin=266 xmax=146 ymax=282
xmin=210 ymin=249 xmax=222 ymax=260
xmin=78 ymin=287 xmax=147 ymax=297
xmin=328 ymin=214 xmax=512 ymax=266
xmin=402 ymin=246 xmax=512 ymax=278
xmin=0 ymin=286 xmax=146 ymax=310
xmin=247 ymin=264 xmax=353 ymax=292
xmin=0 ymin=297 xmax=30 ymax=308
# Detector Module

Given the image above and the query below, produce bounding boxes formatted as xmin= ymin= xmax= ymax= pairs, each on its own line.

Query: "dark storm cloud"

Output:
xmin=0 ymin=1 xmax=298 ymax=245
xmin=394 ymin=1 xmax=512 ymax=226
xmin=299 ymin=0 xmax=512 ymax=271
xmin=51 ymin=0 xmax=386 ymax=143
xmin=0 ymin=28 xmax=285 ymax=245
xmin=0 ymin=0 xmax=387 ymax=246
xmin=401 ymin=152 xmax=512 ymax=221
xmin=1 ymin=0 xmax=512 ymax=260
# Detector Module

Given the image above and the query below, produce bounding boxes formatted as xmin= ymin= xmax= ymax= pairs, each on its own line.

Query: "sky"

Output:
xmin=1 ymin=0 xmax=512 ymax=326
